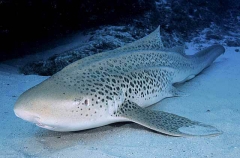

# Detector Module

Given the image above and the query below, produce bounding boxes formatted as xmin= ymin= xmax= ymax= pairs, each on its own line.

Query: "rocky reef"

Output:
xmin=19 ymin=25 xmax=184 ymax=75
xmin=0 ymin=0 xmax=239 ymax=75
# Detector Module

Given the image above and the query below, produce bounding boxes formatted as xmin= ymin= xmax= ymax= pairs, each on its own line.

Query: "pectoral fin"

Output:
xmin=116 ymin=100 xmax=222 ymax=137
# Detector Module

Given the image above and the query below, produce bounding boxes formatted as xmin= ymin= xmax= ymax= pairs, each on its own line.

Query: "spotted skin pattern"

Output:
xmin=14 ymin=26 xmax=224 ymax=136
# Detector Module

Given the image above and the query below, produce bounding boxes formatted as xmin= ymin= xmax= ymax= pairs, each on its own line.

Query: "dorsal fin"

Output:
xmin=109 ymin=25 xmax=164 ymax=54
xmin=62 ymin=26 xmax=164 ymax=71
xmin=165 ymin=45 xmax=186 ymax=56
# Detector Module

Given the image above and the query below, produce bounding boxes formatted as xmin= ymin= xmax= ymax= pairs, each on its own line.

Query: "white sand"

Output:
xmin=1 ymin=45 xmax=240 ymax=158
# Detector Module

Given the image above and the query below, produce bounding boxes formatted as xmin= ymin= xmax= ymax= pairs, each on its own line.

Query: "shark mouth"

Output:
xmin=36 ymin=123 xmax=55 ymax=130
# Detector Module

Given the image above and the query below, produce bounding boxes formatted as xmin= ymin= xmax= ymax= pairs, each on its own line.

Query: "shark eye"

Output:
xmin=84 ymin=99 xmax=89 ymax=106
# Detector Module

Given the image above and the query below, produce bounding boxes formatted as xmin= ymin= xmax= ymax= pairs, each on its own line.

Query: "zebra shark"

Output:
xmin=14 ymin=26 xmax=224 ymax=136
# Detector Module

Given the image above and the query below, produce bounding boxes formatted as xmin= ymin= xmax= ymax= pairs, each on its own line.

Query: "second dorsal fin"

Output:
xmin=165 ymin=45 xmax=186 ymax=56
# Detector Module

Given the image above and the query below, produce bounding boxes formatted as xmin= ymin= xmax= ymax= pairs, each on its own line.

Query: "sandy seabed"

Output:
xmin=0 ymin=45 xmax=240 ymax=158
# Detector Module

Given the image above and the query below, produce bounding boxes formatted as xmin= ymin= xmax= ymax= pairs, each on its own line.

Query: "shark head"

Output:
xmin=14 ymin=74 xmax=120 ymax=131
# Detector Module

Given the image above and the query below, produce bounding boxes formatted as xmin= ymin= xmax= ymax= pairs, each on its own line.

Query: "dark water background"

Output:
xmin=0 ymin=0 xmax=239 ymax=75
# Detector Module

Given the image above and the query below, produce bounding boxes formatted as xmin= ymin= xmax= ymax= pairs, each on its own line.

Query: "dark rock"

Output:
xmin=226 ymin=39 xmax=240 ymax=47
xmin=235 ymin=49 xmax=239 ymax=52
xmin=20 ymin=25 xmax=184 ymax=76
xmin=206 ymin=33 xmax=223 ymax=40
xmin=156 ymin=0 xmax=223 ymax=37
xmin=20 ymin=26 xmax=138 ymax=75
xmin=0 ymin=0 xmax=156 ymax=61
xmin=4 ymin=0 xmax=240 ymax=75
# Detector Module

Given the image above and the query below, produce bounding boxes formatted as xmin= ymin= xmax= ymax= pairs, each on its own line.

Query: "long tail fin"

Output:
xmin=186 ymin=45 xmax=225 ymax=76
xmin=194 ymin=45 xmax=225 ymax=57
xmin=172 ymin=45 xmax=225 ymax=83
xmin=192 ymin=45 xmax=225 ymax=67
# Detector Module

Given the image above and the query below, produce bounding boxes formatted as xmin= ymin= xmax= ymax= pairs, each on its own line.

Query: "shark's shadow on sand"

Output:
xmin=9 ymin=122 xmax=152 ymax=157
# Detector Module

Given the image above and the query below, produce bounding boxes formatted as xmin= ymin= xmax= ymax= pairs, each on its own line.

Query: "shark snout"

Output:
xmin=14 ymin=107 xmax=55 ymax=130
xmin=14 ymin=107 xmax=40 ymax=123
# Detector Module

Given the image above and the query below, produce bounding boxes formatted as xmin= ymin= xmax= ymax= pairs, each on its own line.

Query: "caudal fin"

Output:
xmin=185 ymin=45 xmax=225 ymax=76
xmin=194 ymin=45 xmax=225 ymax=58
xmin=192 ymin=45 xmax=225 ymax=67
xmin=116 ymin=100 xmax=222 ymax=137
